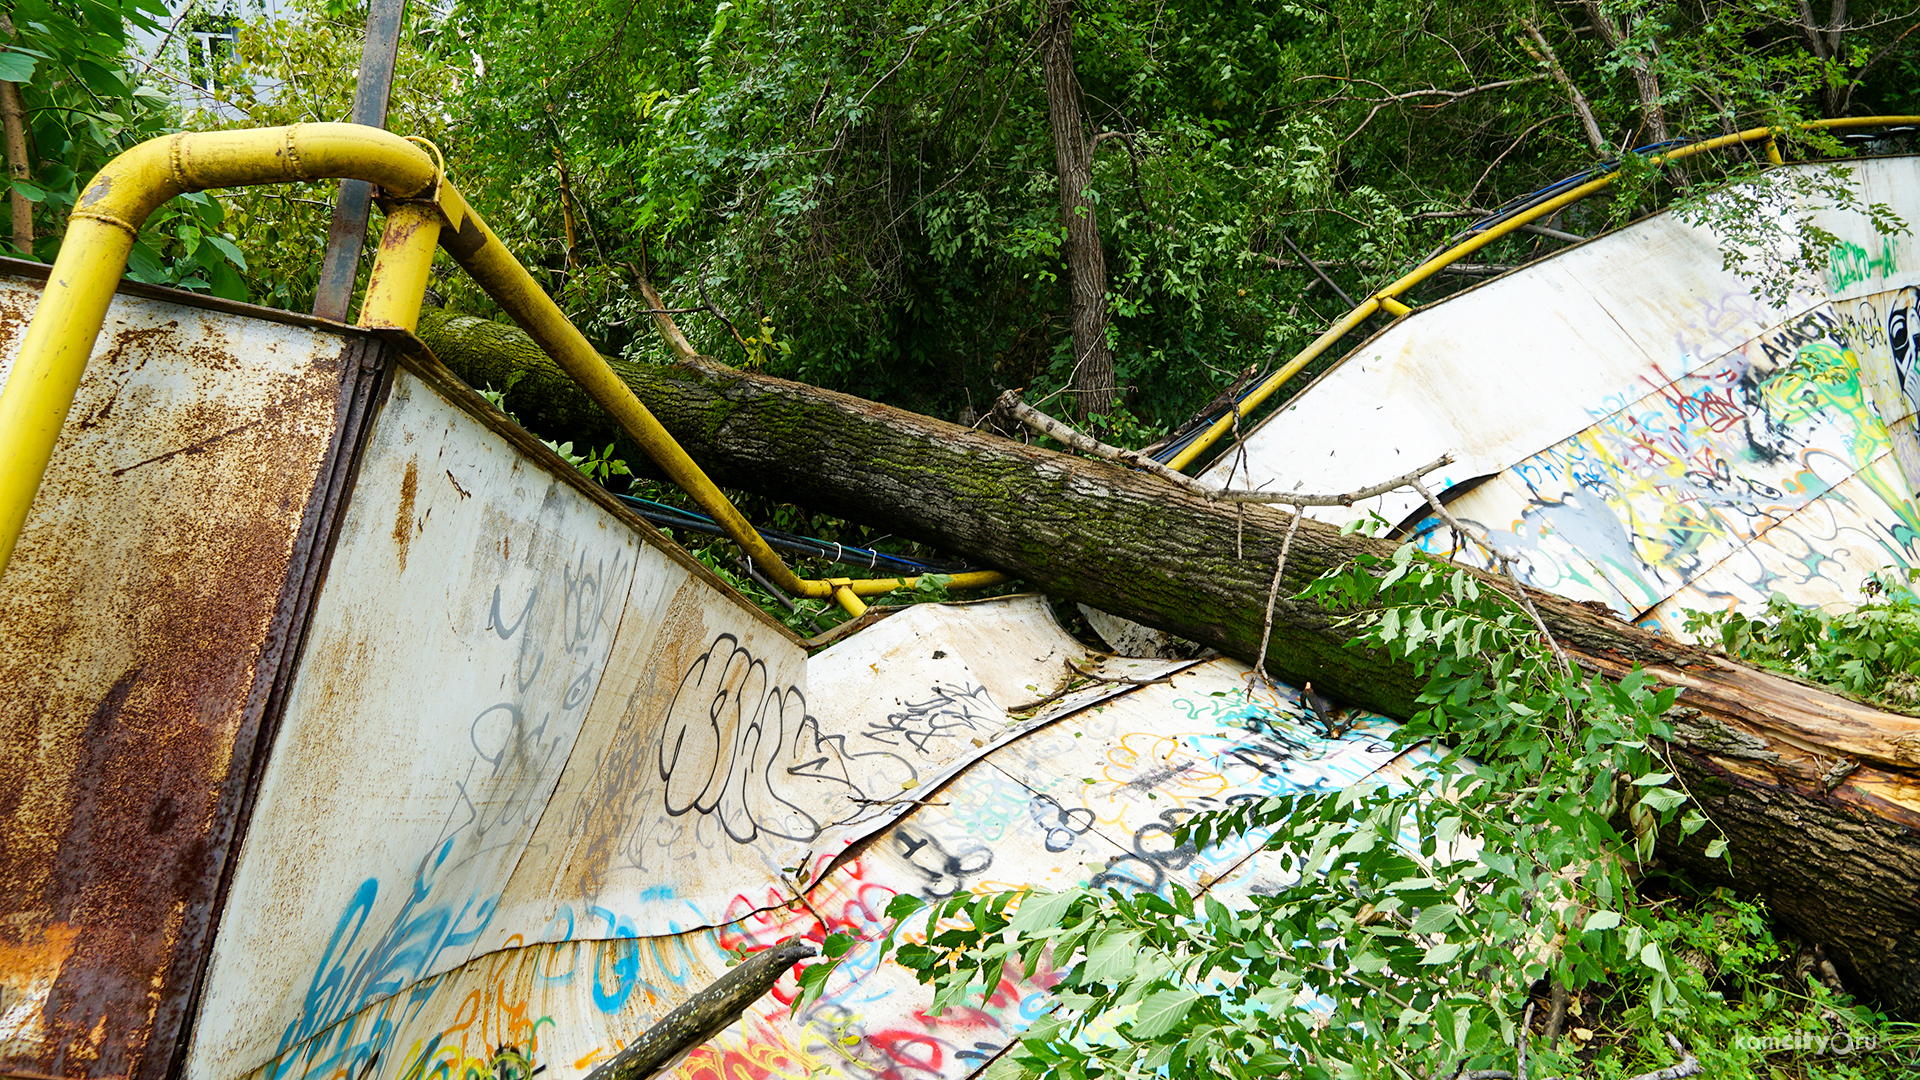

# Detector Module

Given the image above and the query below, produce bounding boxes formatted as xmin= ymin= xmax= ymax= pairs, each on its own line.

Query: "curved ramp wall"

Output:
xmin=0 ymin=263 xmax=1454 ymax=1080
xmin=1204 ymin=157 xmax=1920 ymax=630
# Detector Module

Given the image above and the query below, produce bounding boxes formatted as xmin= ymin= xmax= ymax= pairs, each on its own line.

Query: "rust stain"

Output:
xmin=0 ymin=924 xmax=81 ymax=992
xmin=392 ymin=458 xmax=418 ymax=572
xmin=0 ymin=282 xmax=358 ymax=1080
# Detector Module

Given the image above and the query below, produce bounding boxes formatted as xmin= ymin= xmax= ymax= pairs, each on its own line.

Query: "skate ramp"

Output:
xmin=1202 ymin=157 xmax=1920 ymax=631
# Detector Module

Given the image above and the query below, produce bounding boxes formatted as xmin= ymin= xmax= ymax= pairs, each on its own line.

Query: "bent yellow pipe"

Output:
xmin=1166 ymin=115 xmax=1920 ymax=472
xmin=0 ymin=123 xmax=1008 ymax=610
xmin=0 ymin=124 xmax=439 ymax=576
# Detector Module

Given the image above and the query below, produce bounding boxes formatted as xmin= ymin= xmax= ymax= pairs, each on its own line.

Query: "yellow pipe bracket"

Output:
xmin=831 ymin=582 xmax=869 ymax=618
xmin=360 ymin=201 xmax=442 ymax=332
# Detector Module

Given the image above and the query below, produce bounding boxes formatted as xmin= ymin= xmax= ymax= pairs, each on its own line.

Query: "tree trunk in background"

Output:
xmin=0 ymin=80 xmax=28 ymax=256
xmin=1040 ymin=0 xmax=1115 ymax=421
xmin=416 ymin=308 xmax=1920 ymax=1017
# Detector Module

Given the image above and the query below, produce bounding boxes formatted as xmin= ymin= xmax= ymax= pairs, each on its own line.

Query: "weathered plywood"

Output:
xmin=0 ymin=271 xmax=374 ymax=1080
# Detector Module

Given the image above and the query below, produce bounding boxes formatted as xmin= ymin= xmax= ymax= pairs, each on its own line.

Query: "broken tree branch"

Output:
xmin=1624 ymin=1035 xmax=1702 ymax=1080
xmin=1277 ymin=230 xmax=1357 ymax=307
xmin=582 ymin=938 xmax=816 ymax=1080
xmin=1522 ymin=21 xmax=1608 ymax=153
xmin=991 ymin=390 xmax=1455 ymax=506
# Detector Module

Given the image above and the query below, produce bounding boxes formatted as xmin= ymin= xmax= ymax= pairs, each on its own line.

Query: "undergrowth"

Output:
xmin=797 ymin=542 xmax=1920 ymax=1079
xmin=1684 ymin=571 xmax=1920 ymax=711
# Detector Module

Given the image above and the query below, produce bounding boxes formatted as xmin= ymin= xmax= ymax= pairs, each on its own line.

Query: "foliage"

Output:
xmin=1685 ymin=570 xmax=1920 ymax=708
xmin=800 ymin=541 xmax=1918 ymax=1076
xmin=477 ymin=374 xmax=634 ymax=484
xmin=164 ymin=0 xmax=1880 ymax=434
xmin=1667 ymin=160 xmax=1912 ymax=306
xmin=0 ymin=0 xmax=253 ymax=294
xmin=206 ymin=0 xmax=462 ymax=309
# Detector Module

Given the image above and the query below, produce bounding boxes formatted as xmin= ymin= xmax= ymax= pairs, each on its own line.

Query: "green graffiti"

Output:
xmin=1826 ymin=233 xmax=1899 ymax=293
xmin=1764 ymin=342 xmax=1885 ymax=470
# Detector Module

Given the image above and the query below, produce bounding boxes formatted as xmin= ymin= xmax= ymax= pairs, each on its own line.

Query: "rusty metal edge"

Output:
xmin=0 ymin=256 xmax=373 ymax=335
xmin=138 ymin=335 xmax=402 ymax=1080
xmin=391 ymin=336 xmax=809 ymax=649
xmin=311 ymin=0 xmax=409 ymax=322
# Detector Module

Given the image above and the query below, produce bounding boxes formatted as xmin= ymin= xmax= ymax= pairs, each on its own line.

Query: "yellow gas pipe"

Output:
xmin=0 ymin=123 xmax=1006 ymax=614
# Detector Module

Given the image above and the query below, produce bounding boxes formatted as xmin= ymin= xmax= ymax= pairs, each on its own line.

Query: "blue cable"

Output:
xmin=614 ymin=493 xmax=979 ymax=576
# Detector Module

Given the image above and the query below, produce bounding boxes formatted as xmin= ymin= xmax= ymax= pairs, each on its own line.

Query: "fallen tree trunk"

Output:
xmin=416 ymin=308 xmax=1920 ymax=1015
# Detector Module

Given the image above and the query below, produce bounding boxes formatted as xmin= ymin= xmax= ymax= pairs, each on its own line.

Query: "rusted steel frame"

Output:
xmin=138 ymin=335 xmax=401 ymax=1080
xmin=0 ymin=124 xmax=440 ymax=581
xmin=311 ymin=0 xmax=409 ymax=321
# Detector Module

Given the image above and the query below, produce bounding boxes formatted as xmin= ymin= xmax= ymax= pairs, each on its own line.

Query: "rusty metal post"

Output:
xmin=311 ymin=0 xmax=407 ymax=322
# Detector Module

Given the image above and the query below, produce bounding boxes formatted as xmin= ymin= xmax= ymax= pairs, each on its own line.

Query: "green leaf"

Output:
xmin=1679 ymin=810 xmax=1709 ymax=837
xmin=1420 ymin=941 xmax=1464 ymax=965
xmin=206 ymin=258 xmax=248 ymax=303
xmin=1705 ymin=837 xmax=1729 ymax=859
xmin=1631 ymin=772 xmax=1674 ymax=786
xmin=1582 ymin=910 xmax=1622 ymax=933
xmin=1410 ymin=903 xmax=1458 ymax=934
xmin=1637 ymin=787 xmax=1688 ymax=814
xmin=822 ymin=932 xmax=855 ymax=959
xmin=1129 ymin=988 xmax=1199 ymax=1038
xmin=1007 ymin=889 xmax=1080 ymax=937
xmin=0 ymin=50 xmax=38 ymax=82
xmin=1640 ymin=942 xmax=1668 ymax=974
xmin=124 ymin=239 xmax=165 ymax=284
xmin=1083 ymin=928 xmax=1144 ymax=983
xmin=885 ymin=894 xmax=925 ymax=921
xmin=205 ymin=234 xmax=249 ymax=272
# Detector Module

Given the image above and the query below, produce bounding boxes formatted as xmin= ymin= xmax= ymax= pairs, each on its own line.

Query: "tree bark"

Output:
xmin=1040 ymin=0 xmax=1115 ymax=421
xmin=415 ymin=308 xmax=1920 ymax=1017
xmin=1582 ymin=1 xmax=1668 ymax=143
xmin=0 ymin=15 xmax=26 ymax=259
xmin=0 ymin=80 xmax=28 ymax=256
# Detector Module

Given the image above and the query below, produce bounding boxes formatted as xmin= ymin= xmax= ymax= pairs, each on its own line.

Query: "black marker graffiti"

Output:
xmin=863 ymin=683 xmax=999 ymax=751
xmin=1028 ymin=793 xmax=1096 ymax=853
xmin=892 ymin=823 xmax=994 ymax=898
xmin=572 ymin=631 xmax=923 ymax=893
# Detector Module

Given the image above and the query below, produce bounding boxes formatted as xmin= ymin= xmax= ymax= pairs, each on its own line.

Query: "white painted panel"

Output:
xmin=190 ymin=368 xmax=654 ymax=1079
xmin=1644 ymin=463 xmax=1920 ymax=633
xmin=1210 ymin=158 xmax=1920 ymax=622
xmin=220 ymin=591 xmax=1414 ymax=1080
